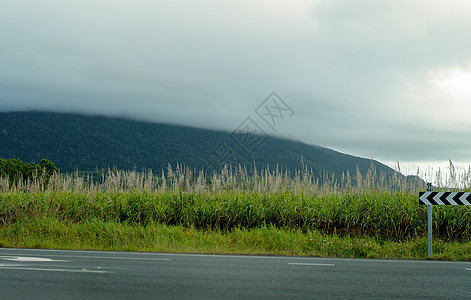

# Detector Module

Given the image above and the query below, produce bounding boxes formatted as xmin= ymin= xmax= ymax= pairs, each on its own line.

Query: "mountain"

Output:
xmin=0 ymin=111 xmax=397 ymax=178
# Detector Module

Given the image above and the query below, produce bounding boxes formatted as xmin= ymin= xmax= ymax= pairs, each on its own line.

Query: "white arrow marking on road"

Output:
xmin=0 ymin=256 xmax=65 ymax=262
xmin=29 ymin=254 xmax=170 ymax=261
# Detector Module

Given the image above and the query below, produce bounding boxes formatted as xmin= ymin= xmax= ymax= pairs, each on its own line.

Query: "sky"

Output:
xmin=2 ymin=0 xmax=471 ymax=180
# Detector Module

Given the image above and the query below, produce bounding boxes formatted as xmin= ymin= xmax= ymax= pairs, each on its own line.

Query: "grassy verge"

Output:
xmin=1 ymin=190 xmax=470 ymax=241
xmin=1 ymin=218 xmax=471 ymax=260
xmin=1 ymin=166 xmax=470 ymax=261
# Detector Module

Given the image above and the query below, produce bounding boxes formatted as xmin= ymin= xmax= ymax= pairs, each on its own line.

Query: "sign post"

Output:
xmin=427 ymin=183 xmax=432 ymax=257
xmin=419 ymin=185 xmax=471 ymax=258
xmin=427 ymin=204 xmax=432 ymax=257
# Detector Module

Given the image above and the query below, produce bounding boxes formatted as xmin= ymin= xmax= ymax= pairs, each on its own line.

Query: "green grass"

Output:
xmin=2 ymin=217 xmax=471 ymax=260
xmin=1 ymin=166 xmax=470 ymax=260
xmin=0 ymin=190 xmax=469 ymax=241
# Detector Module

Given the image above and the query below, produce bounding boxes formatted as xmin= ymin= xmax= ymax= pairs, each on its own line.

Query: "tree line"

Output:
xmin=0 ymin=158 xmax=58 ymax=183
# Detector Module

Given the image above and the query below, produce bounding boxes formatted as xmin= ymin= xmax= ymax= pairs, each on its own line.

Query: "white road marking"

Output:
xmin=0 ymin=256 xmax=65 ymax=262
xmin=0 ymin=253 xmax=169 ymax=262
xmin=38 ymin=254 xmax=170 ymax=261
xmin=288 ymin=263 xmax=335 ymax=267
xmin=0 ymin=266 xmax=111 ymax=273
xmin=3 ymin=248 xmax=471 ymax=267
xmin=465 ymin=268 xmax=471 ymax=271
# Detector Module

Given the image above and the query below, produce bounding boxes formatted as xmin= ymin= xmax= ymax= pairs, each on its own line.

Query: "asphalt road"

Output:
xmin=0 ymin=248 xmax=470 ymax=299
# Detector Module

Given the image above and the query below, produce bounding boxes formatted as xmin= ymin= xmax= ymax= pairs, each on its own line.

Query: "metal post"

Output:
xmin=427 ymin=182 xmax=432 ymax=258
xmin=428 ymin=205 xmax=432 ymax=258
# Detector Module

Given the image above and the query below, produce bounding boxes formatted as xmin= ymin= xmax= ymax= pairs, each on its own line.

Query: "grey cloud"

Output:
xmin=2 ymin=0 xmax=471 ymax=166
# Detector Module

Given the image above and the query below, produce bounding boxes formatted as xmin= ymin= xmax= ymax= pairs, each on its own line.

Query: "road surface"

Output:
xmin=0 ymin=248 xmax=470 ymax=299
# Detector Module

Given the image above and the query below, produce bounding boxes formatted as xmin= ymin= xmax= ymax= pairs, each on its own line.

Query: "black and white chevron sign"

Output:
xmin=419 ymin=192 xmax=471 ymax=205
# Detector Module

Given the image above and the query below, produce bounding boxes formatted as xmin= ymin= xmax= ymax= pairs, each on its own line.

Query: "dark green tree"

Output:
xmin=0 ymin=158 xmax=24 ymax=182
xmin=0 ymin=158 xmax=58 ymax=185
xmin=39 ymin=159 xmax=58 ymax=176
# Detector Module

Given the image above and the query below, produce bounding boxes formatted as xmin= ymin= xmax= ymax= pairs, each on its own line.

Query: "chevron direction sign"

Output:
xmin=419 ymin=192 xmax=471 ymax=205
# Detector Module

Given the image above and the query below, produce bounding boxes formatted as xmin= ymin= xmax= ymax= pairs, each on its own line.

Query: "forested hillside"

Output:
xmin=0 ymin=112 xmax=397 ymax=179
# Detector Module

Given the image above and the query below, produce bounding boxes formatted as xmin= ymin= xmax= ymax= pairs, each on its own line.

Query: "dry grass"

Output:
xmin=0 ymin=162 xmax=427 ymax=195
xmin=1 ymin=162 xmax=471 ymax=259
xmin=2 ymin=163 xmax=470 ymax=241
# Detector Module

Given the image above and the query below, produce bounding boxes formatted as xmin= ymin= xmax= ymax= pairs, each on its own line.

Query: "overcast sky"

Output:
xmin=2 ymin=0 xmax=471 ymax=177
